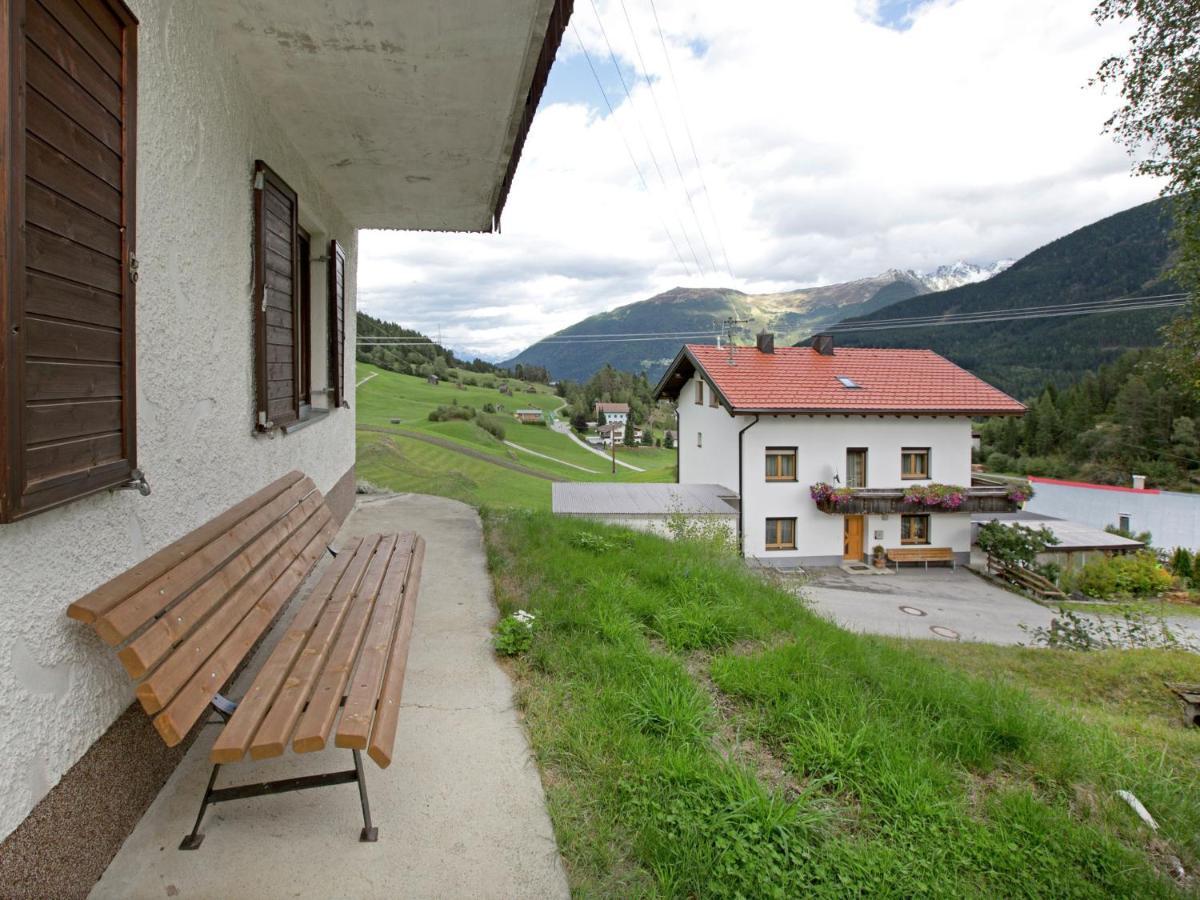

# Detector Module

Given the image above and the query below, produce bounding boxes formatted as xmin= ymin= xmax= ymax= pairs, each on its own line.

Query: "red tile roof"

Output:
xmin=595 ymin=402 xmax=630 ymax=413
xmin=676 ymin=345 xmax=1025 ymax=415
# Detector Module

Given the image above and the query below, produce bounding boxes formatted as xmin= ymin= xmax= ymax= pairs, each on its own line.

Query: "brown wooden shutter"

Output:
xmin=327 ymin=239 xmax=346 ymax=408
xmin=252 ymin=160 xmax=300 ymax=430
xmin=0 ymin=0 xmax=138 ymax=523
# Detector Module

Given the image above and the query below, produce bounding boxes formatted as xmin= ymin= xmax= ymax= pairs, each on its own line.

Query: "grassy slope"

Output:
xmin=355 ymin=363 xmax=677 ymax=509
xmin=485 ymin=510 xmax=1200 ymax=898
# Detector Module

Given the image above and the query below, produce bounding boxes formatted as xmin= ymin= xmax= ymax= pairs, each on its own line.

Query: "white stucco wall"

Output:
xmin=680 ymin=395 xmax=975 ymax=565
xmin=560 ymin=513 xmax=738 ymax=541
xmin=0 ymin=0 xmax=358 ymax=842
xmin=1025 ymin=480 xmax=1200 ymax=552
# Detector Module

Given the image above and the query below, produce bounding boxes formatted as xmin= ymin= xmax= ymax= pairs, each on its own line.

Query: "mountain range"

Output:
xmin=501 ymin=261 xmax=1011 ymax=382
xmin=833 ymin=197 xmax=1179 ymax=398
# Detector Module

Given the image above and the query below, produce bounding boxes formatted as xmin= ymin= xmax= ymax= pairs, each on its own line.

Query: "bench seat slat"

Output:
xmin=292 ymin=535 xmax=398 ymax=754
xmin=67 ymin=471 xmax=304 ymax=624
xmin=209 ymin=537 xmax=364 ymax=764
xmin=335 ymin=534 xmax=417 ymax=751
xmin=136 ymin=501 xmax=330 ymax=716
xmin=152 ymin=516 xmax=337 ymax=746
xmin=246 ymin=535 xmax=382 ymax=760
xmin=367 ymin=536 xmax=425 ymax=768
xmin=96 ymin=477 xmax=316 ymax=645
xmin=118 ymin=492 xmax=325 ymax=679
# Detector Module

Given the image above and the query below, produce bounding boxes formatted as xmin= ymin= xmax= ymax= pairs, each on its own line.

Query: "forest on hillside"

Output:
xmin=554 ymin=365 xmax=676 ymax=434
xmin=977 ymin=346 xmax=1200 ymax=491
xmin=356 ymin=313 xmax=550 ymax=383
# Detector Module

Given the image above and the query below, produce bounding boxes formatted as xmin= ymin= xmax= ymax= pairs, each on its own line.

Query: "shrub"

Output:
xmin=1169 ymin=546 xmax=1194 ymax=584
xmin=976 ymin=521 xmax=1058 ymax=568
xmin=986 ymin=451 xmax=1015 ymax=472
xmin=482 ymin=402 xmax=496 ymax=414
xmin=1072 ymin=551 xmax=1172 ymax=599
xmin=427 ymin=404 xmax=474 ymax=422
xmin=494 ymin=610 xmax=535 ymax=656
xmin=475 ymin=414 xmax=506 ymax=441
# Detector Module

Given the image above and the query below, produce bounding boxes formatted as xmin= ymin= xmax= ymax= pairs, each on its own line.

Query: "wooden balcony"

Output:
xmin=813 ymin=480 xmax=1026 ymax=516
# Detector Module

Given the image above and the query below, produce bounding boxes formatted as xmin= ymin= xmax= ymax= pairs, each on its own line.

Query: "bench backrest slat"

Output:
xmin=95 ymin=476 xmax=317 ymax=645
xmin=67 ymin=471 xmax=304 ymax=624
xmin=151 ymin=511 xmax=337 ymax=746
xmin=888 ymin=547 xmax=953 ymax=560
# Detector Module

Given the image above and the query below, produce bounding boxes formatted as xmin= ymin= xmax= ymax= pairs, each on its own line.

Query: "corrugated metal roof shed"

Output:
xmin=553 ymin=483 xmax=739 ymax=516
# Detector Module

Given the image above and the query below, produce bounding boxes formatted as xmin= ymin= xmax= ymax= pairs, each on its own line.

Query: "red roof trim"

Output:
xmin=1027 ymin=476 xmax=1160 ymax=495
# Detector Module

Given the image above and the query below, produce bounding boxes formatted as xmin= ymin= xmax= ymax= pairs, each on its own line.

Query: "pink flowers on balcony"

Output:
xmin=1005 ymin=488 xmax=1032 ymax=504
xmin=901 ymin=484 xmax=967 ymax=510
xmin=810 ymin=482 xmax=854 ymax=507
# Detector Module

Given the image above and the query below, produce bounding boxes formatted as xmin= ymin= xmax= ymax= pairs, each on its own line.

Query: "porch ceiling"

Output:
xmin=208 ymin=0 xmax=568 ymax=231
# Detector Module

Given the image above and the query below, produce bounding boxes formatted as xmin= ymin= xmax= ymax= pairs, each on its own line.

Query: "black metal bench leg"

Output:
xmin=180 ymin=764 xmax=221 ymax=850
xmin=353 ymin=750 xmax=378 ymax=842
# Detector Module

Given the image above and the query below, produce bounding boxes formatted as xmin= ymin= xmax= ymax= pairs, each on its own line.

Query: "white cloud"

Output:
xmin=358 ymin=0 xmax=1161 ymax=361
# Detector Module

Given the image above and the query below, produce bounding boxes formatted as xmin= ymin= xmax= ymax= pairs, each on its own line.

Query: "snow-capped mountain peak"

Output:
xmin=915 ymin=260 xmax=1013 ymax=292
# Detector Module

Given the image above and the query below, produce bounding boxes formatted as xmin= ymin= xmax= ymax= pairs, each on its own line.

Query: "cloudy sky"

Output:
xmin=358 ymin=0 xmax=1160 ymax=362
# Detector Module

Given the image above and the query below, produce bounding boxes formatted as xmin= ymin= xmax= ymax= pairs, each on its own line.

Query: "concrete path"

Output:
xmin=504 ymin=439 xmax=599 ymax=474
xmin=548 ymin=416 xmax=644 ymax=472
xmin=91 ymin=493 xmax=569 ymax=900
xmin=800 ymin=568 xmax=1058 ymax=645
xmin=356 ymin=371 xmax=378 ymax=388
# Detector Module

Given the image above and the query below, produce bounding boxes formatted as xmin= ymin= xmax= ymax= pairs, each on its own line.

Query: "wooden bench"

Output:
xmin=886 ymin=546 xmax=956 ymax=571
xmin=66 ymin=471 xmax=425 ymax=849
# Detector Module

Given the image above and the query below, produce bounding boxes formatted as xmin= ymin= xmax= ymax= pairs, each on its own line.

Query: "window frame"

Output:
xmin=765 ymin=517 xmax=797 ymax=550
xmin=901 ymin=447 xmax=930 ymax=480
xmin=328 ymin=238 xmax=346 ymax=408
xmin=900 ymin=513 xmax=931 ymax=545
xmin=765 ymin=447 xmax=797 ymax=482
xmin=708 ymin=382 xmax=718 ymax=408
xmin=695 ymin=379 xmax=704 ymax=405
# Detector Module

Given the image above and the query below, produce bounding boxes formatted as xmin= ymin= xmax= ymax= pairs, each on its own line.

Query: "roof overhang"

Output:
xmin=207 ymin=0 xmax=572 ymax=231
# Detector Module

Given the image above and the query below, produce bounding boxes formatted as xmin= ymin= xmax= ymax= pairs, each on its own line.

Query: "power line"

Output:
xmin=647 ymin=0 xmax=734 ymax=278
xmin=571 ymin=27 xmax=693 ymax=276
xmin=584 ymin=0 xmax=706 ymax=274
xmin=813 ymin=292 xmax=1192 ymax=336
xmin=615 ymin=0 xmax=719 ymax=275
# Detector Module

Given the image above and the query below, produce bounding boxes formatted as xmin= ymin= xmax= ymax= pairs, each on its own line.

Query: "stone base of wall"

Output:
xmin=0 ymin=703 xmax=195 ymax=900
xmin=0 ymin=462 xmax=357 ymax=898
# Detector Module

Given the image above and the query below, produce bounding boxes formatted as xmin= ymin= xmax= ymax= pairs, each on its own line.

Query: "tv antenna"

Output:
xmin=723 ymin=317 xmax=747 ymax=365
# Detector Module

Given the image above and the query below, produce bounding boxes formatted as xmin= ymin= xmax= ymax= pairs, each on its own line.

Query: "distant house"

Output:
xmin=594 ymin=402 xmax=630 ymax=425
xmin=427 ymin=374 xmax=440 ymax=386
xmin=597 ymin=422 xmax=625 ymax=445
xmin=498 ymin=383 xmax=513 ymax=396
xmin=970 ymin=512 xmax=1144 ymax=571
xmin=654 ymin=333 xmax=1026 ymax=565
xmin=514 ymin=409 xmax=544 ymax=424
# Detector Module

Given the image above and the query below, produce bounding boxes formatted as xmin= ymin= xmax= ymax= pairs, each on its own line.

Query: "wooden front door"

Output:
xmin=843 ymin=515 xmax=865 ymax=561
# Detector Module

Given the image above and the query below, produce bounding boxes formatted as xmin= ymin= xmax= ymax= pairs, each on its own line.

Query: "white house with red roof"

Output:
xmin=654 ymin=333 xmax=1026 ymax=566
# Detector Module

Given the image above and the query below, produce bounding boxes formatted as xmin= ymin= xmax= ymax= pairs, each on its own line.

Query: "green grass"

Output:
xmin=485 ymin=511 xmax=1200 ymax=897
xmin=1057 ymin=599 xmax=1200 ymax=620
xmin=355 ymin=363 xmax=677 ymax=506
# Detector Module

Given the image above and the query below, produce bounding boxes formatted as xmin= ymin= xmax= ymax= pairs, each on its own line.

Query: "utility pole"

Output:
xmin=611 ymin=428 xmax=616 ymax=474
xmin=723 ymin=317 xmax=747 ymax=365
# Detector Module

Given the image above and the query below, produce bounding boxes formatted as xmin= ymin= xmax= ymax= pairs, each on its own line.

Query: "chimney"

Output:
xmin=1132 ymin=474 xmax=1146 ymax=490
xmin=756 ymin=331 xmax=775 ymax=354
xmin=812 ymin=333 xmax=834 ymax=356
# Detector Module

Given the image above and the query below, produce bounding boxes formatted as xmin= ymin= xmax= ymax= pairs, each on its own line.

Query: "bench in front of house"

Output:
xmin=886 ymin=546 xmax=956 ymax=571
xmin=66 ymin=471 xmax=424 ymax=849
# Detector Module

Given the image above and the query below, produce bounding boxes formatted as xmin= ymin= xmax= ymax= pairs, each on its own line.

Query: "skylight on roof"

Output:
xmin=836 ymin=376 xmax=863 ymax=389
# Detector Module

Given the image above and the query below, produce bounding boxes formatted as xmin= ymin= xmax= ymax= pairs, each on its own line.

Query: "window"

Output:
xmin=900 ymin=514 xmax=930 ymax=545
xmin=836 ymin=375 xmax=862 ymax=389
xmin=1118 ymin=514 xmax=1131 ymax=534
xmin=901 ymin=447 xmax=930 ymax=480
xmin=765 ymin=448 xmax=797 ymax=481
xmin=765 ymin=518 xmax=797 ymax=550
xmin=697 ymin=432 xmax=703 ymax=448
xmin=0 ymin=0 xmax=139 ymax=522
xmin=846 ymin=448 xmax=867 ymax=488
xmin=254 ymin=166 xmax=346 ymax=426
xmin=708 ymin=383 xmax=718 ymax=407
xmin=695 ymin=380 xmax=704 ymax=405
